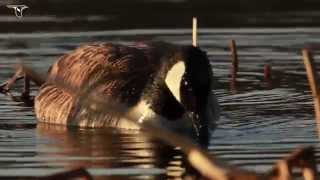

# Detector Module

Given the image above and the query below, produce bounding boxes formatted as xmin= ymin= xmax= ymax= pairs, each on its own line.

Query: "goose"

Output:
xmin=0 ymin=41 xmax=219 ymax=145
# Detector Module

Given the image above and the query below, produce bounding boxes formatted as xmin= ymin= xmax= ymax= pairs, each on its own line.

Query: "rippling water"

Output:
xmin=0 ymin=28 xmax=319 ymax=178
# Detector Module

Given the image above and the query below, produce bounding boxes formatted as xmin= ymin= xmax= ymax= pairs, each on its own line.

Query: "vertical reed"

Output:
xmin=302 ymin=49 xmax=320 ymax=121
xmin=23 ymin=74 xmax=30 ymax=97
xmin=229 ymin=40 xmax=239 ymax=93
xmin=229 ymin=39 xmax=238 ymax=80
xmin=192 ymin=17 xmax=197 ymax=47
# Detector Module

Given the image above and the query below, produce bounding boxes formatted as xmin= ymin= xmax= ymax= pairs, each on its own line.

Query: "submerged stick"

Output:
xmin=229 ymin=39 xmax=239 ymax=80
xmin=192 ymin=17 xmax=197 ymax=47
xmin=302 ymin=49 xmax=320 ymax=121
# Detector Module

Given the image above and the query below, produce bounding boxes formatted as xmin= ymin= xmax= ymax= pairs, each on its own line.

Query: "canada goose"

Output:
xmin=0 ymin=42 xmax=219 ymax=145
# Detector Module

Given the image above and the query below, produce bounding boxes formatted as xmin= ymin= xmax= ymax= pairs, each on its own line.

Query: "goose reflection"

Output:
xmin=36 ymin=123 xmax=187 ymax=179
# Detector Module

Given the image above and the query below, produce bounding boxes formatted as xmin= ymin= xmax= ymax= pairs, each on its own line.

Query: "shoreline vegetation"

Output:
xmin=1 ymin=0 xmax=320 ymax=32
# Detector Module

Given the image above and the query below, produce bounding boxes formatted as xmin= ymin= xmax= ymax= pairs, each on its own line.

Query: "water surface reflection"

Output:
xmin=36 ymin=124 xmax=185 ymax=179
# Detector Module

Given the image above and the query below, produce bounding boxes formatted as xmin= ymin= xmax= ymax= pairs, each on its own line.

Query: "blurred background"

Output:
xmin=1 ymin=0 xmax=320 ymax=32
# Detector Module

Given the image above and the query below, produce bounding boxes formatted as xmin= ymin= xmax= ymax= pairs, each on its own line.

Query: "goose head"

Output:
xmin=166 ymin=46 xmax=215 ymax=146
xmin=140 ymin=44 xmax=218 ymax=146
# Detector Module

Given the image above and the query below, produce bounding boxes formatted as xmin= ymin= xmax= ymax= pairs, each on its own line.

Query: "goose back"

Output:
xmin=35 ymin=43 xmax=155 ymax=127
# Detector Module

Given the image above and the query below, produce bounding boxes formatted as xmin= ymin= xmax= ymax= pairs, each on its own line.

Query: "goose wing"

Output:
xmin=35 ymin=43 xmax=154 ymax=126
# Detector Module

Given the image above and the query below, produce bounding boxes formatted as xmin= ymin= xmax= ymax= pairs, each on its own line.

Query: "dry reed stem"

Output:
xmin=230 ymin=39 xmax=239 ymax=80
xmin=302 ymin=49 xmax=320 ymax=121
xmin=192 ymin=17 xmax=197 ymax=47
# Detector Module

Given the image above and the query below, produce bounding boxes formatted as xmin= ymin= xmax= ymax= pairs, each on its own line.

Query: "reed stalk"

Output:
xmin=302 ymin=49 xmax=320 ymax=121
xmin=230 ymin=39 xmax=239 ymax=80
xmin=192 ymin=17 xmax=197 ymax=47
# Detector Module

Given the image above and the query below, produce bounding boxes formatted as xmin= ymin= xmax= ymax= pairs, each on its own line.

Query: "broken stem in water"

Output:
xmin=230 ymin=39 xmax=239 ymax=81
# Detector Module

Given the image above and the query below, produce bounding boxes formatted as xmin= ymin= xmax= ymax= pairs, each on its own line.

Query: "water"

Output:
xmin=0 ymin=28 xmax=319 ymax=178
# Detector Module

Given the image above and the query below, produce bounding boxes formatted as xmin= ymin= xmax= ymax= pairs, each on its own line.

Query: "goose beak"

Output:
xmin=186 ymin=107 xmax=209 ymax=147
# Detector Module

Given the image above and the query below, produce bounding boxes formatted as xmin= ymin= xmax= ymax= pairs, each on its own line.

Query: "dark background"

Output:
xmin=1 ymin=0 xmax=320 ymax=32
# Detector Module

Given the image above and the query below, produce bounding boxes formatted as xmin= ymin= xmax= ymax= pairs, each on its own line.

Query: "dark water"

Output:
xmin=0 ymin=28 xmax=319 ymax=179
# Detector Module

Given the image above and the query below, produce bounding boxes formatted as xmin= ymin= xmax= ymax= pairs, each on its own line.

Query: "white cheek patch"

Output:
xmin=165 ymin=61 xmax=185 ymax=103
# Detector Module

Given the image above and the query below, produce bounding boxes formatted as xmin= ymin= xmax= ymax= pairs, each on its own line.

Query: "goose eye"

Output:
xmin=180 ymin=76 xmax=196 ymax=110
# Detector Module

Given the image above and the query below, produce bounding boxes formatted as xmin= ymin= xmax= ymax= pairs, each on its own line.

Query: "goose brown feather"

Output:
xmin=35 ymin=42 xmax=154 ymax=127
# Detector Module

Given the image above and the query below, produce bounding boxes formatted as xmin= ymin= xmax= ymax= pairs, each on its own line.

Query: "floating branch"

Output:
xmin=192 ymin=17 xmax=197 ymax=47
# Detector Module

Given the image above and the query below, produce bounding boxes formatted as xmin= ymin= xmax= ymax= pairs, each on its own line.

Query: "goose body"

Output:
xmin=34 ymin=42 xmax=219 ymax=144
